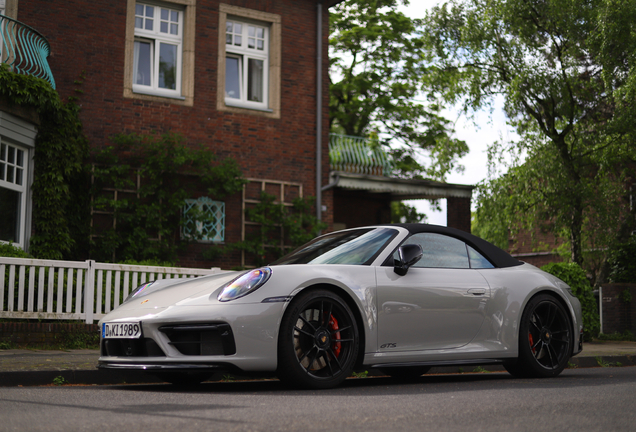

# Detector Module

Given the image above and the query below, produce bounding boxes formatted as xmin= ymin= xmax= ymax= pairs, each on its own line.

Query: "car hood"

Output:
xmin=108 ymin=270 xmax=239 ymax=313
xmin=101 ymin=264 xmax=377 ymax=318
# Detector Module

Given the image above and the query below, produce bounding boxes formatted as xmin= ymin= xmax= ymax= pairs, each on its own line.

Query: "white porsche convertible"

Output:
xmin=98 ymin=224 xmax=583 ymax=389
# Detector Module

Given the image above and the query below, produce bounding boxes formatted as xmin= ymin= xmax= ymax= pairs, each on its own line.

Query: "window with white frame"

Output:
xmin=133 ymin=2 xmax=183 ymax=97
xmin=224 ymin=18 xmax=269 ymax=110
xmin=182 ymin=197 xmax=225 ymax=242
xmin=0 ymin=142 xmax=27 ymax=246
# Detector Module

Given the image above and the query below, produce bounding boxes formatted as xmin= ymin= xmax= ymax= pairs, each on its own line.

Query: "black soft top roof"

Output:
xmin=389 ymin=223 xmax=523 ymax=268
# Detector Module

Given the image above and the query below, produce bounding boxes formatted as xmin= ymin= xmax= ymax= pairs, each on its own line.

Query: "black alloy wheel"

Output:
xmin=504 ymin=294 xmax=572 ymax=378
xmin=277 ymin=289 xmax=359 ymax=389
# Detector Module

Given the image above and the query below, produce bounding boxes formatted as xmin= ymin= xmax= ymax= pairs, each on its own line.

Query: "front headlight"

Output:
xmin=124 ymin=281 xmax=155 ymax=303
xmin=218 ymin=267 xmax=272 ymax=302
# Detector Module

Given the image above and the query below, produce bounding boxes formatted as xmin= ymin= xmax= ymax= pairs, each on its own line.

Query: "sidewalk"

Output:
xmin=1 ymin=341 xmax=635 ymax=387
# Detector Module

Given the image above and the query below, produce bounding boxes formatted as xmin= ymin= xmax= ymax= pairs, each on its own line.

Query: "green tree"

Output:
xmin=424 ymin=0 xmax=636 ymax=281
xmin=391 ymin=201 xmax=427 ymax=223
xmin=330 ymin=0 xmax=468 ymax=181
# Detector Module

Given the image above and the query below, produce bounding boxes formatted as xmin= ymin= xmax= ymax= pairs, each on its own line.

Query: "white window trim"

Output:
xmin=124 ymin=0 xmax=196 ymax=106
xmin=217 ymin=4 xmax=281 ymax=119
xmin=132 ymin=3 xmax=184 ymax=98
xmin=224 ymin=18 xmax=270 ymax=110
xmin=0 ymin=141 xmax=28 ymax=249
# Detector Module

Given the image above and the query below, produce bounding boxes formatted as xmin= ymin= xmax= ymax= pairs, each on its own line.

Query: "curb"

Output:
xmin=1 ymin=355 xmax=634 ymax=387
xmin=0 ymin=369 xmax=165 ymax=387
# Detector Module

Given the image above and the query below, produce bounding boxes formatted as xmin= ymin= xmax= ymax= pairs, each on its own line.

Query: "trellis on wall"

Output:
xmin=91 ymin=166 xmax=138 ymax=237
xmin=90 ymin=166 xmax=163 ymax=262
xmin=241 ymin=178 xmax=303 ymax=268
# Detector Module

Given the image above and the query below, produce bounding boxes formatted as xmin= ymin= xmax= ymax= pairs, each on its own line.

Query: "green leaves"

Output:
xmin=330 ymin=0 xmax=467 ymax=180
xmin=426 ymin=0 xmax=636 ymax=281
xmin=0 ymin=66 xmax=88 ymax=260
xmin=228 ymin=192 xmax=326 ymax=268
xmin=90 ymin=133 xmax=245 ymax=263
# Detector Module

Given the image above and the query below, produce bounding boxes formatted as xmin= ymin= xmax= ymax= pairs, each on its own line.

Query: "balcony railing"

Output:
xmin=0 ymin=14 xmax=55 ymax=89
xmin=329 ymin=133 xmax=394 ymax=176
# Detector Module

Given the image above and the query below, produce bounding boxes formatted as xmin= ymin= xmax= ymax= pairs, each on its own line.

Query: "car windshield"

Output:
xmin=271 ymin=228 xmax=397 ymax=265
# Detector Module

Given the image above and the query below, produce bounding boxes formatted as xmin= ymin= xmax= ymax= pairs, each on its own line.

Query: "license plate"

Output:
xmin=102 ymin=322 xmax=142 ymax=339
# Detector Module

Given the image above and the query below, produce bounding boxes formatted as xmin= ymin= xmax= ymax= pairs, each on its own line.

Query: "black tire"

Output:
xmin=379 ymin=366 xmax=431 ymax=380
xmin=277 ymin=289 xmax=359 ymax=389
xmin=504 ymin=294 xmax=572 ymax=378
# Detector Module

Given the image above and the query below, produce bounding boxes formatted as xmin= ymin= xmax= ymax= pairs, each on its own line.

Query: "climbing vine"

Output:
xmin=0 ymin=65 xmax=88 ymax=260
xmin=90 ymin=133 xmax=245 ymax=263
xmin=225 ymin=191 xmax=326 ymax=268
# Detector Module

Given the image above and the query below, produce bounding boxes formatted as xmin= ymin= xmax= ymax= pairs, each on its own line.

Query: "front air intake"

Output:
xmin=159 ymin=323 xmax=237 ymax=356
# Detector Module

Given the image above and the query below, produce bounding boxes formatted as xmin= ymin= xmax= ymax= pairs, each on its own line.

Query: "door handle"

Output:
xmin=467 ymin=288 xmax=486 ymax=296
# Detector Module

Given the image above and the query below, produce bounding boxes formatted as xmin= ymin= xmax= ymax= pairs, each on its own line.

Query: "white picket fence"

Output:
xmin=0 ymin=257 xmax=225 ymax=324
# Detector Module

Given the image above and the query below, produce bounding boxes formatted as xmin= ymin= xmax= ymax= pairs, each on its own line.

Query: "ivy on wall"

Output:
xmin=0 ymin=65 xmax=88 ymax=260
xmin=90 ymin=133 xmax=245 ymax=263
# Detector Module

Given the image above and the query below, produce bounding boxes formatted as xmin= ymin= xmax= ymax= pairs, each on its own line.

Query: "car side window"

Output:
xmin=393 ymin=233 xmax=494 ymax=269
xmin=468 ymin=245 xmax=494 ymax=269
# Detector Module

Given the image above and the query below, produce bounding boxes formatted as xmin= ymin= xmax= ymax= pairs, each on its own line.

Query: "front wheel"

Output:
xmin=277 ymin=290 xmax=359 ymax=389
xmin=504 ymin=294 xmax=572 ymax=378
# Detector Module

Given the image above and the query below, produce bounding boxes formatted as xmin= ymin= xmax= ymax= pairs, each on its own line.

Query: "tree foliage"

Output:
xmin=424 ymin=0 xmax=636 ymax=280
xmin=608 ymin=237 xmax=636 ymax=283
xmin=329 ymin=0 xmax=468 ymax=180
xmin=391 ymin=201 xmax=427 ymax=223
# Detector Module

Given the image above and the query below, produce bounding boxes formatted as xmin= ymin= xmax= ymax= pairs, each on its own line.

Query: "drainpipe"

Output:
xmin=316 ymin=1 xmax=323 ymax=223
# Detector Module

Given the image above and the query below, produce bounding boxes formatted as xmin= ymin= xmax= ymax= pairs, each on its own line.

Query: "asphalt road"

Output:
xmin=1 ymin=367 xmax=635 ymax=432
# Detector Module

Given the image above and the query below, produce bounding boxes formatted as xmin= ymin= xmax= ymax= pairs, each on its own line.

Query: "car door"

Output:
xmin=376 ymin=232 xmax=492 ymax=352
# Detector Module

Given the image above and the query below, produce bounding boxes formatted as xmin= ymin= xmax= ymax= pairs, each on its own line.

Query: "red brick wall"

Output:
xmin=513 ymin=253 xmax=563 ymax=268
xmin=18 ymin=0 xmax=332 ymax=268
xmin=333 ymin=189 xmax=392 ymax=229
xmin=447 ymin=197 xmax=471 ymax=233
xmin=508 ymin=224 xmax=564 ymax=266
xmin=601 ymin=283 xmax=636 ymax=335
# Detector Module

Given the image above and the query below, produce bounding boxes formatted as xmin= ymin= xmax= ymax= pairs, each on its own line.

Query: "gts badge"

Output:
xmin=380 ymin=343 xmax=397 ymax=349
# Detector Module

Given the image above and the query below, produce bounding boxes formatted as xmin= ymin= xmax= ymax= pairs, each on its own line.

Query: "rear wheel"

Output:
xmin=504 ymin=294 xmax=572 ymax=378
xmin=379 ymin=366 xmax=431 ymax=380
xmin=277 ymin=290 xmax=359 ymax=389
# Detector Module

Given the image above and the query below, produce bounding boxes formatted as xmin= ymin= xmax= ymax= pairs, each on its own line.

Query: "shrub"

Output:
xmin=608 ymin=238 xmax=636 ymax=283
xmin=541 ymin=262 xmax=600 ymax=339
xmin=0 ymin=243 xmax=30 ymax=258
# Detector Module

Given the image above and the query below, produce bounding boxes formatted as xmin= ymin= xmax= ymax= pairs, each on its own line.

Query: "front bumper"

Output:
xmin=572 ymin=329 xmax=584 ymax=356
xmin=98 ymin=302 xmax=286 ymax=372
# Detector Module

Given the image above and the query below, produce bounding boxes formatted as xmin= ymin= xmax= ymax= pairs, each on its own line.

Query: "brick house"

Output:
xmin=1 ymin=0 xmax=473 ymax=269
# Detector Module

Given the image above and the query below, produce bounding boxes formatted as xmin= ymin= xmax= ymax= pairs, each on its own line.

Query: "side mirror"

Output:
xmin=394 ymin=244 xmax=423 ymax=276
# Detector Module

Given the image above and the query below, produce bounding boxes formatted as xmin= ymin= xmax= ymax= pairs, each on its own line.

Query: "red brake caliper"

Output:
xmin=529 ymin=332 xmax=536 ymax=354
xmin=329 ymin=315 xmax=342 ymax=357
